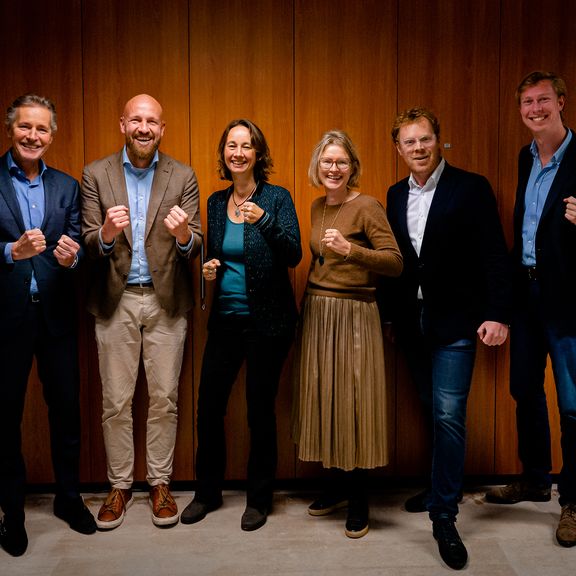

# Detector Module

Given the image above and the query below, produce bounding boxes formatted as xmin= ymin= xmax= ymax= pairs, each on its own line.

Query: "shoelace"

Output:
xmin=435 ymin=521 xmax=461 ymax=544
xmin=154 ymin=487 xmax=174 ymax=511
xmin=102 ymin=490 xmax=124 ymax=513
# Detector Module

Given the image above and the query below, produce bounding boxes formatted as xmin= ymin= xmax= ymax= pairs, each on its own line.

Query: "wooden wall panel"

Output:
xmin=0 ymin=0 xmax=86 ymax=483
xmin=396 ymin=0 xmax=502 ymax=475
xmin=189 ymin=0 xmax=295 ymax=480
xmin=495 ymin=0 xmax=576 ymax=474
xmin=81 ymin=0 xmax=193 ymax=482
xmin=294 ymin=0 xmax=398 ymax=476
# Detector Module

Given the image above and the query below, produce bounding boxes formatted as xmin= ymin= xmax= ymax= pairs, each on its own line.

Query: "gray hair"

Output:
xmin=5 ymin=94 xmax=58 ymax=133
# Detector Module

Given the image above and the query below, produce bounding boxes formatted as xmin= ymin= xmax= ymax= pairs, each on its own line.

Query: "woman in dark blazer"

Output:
xmin=181 ymin=119 xmax=301 ymax=531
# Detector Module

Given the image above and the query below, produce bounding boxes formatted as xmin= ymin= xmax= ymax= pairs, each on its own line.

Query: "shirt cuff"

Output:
xmin=4 ymin=242 xmax=14 ymax=264
xmin=99 ymin=229 xmax=115 ymax=253
xmin=177 ymin=231 xmax=194 ymax=253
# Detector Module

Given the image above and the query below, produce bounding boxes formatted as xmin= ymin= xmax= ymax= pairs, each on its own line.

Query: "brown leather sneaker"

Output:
xmin=96 ymin=488 xmax=133 ymax=530
xmin=150 ymin=484 xmax=178 ymax=527
xmin=485 ymin=481 xmax=551 ymax=504
xmin=557 ymin=503 xmax=576 ymax=548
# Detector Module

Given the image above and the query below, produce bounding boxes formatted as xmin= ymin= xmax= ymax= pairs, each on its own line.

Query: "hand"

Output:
xmin=11 ymin=228 xmax=46 ymax=260
xmin=53 ymin=234 xmax=80 ymax=268
xmin=564 ymin=196 xmax=576 ymax=225
xmin=202 ymin=258 xmax=221 ymax=281
xmin=164 ymin=205 xmax=192 ymax=244
xmin=322 ymin=228 xmax=351 ymax=258
xmin=241 ymin=201 xmax=264 ymax=224
xmin=477 ymin=321 xmax=508 ymax=346
xmin=101 ymin=205 xmax=130 ymax=244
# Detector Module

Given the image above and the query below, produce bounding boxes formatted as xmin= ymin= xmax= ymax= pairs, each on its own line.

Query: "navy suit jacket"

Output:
xmin=512 ymin=129 xmax=576 ymax=328
xmin=0 ymin=152 xmax=82 ymax=337
xmin=385 ymin=162 xmax=511 ymax=343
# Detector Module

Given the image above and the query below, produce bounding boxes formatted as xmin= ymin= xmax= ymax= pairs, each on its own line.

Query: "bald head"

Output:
xmin=120 ymin=94 xmax=165 ymax=168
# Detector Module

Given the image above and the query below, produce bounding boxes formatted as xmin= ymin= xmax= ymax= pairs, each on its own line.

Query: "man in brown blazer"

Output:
xmin=81 ymin=94 xmax=202 ymax=530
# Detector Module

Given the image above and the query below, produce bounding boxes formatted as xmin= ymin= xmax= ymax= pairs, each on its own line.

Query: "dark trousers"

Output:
xmin=0 ymin=301 xmax=81 ymax=521
xmin=194 ymin=315 xmax=292 ymax=510
xmin=510 ymin=278 xmax=576 ymax=505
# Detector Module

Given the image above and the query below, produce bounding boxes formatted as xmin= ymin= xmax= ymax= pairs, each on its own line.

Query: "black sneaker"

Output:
xmin=54 ymin=495 xmax=96 ymax=535
xmin=432 ymin=518 xmax=468 ymax=570
xmin=308 ymin=494 xmax=348 ymax=517
xmin=344 ymin=498 xmax=369 ymax=539
xmin=0 ymin=517 xmax=28 ymax=557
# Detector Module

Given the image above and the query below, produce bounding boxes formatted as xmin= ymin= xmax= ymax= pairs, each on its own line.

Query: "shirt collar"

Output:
xmin=7 ymin=150 xmax=47 ymax=180
xmin=122 ymin=146 xmax=159 ymax=173
xmin=530 ymin=128 xmax=572 ymax=165
xmin=408 ymin=157 xmax=446 ymax=192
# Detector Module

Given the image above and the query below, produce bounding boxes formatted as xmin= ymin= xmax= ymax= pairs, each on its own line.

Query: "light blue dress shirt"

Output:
xmin=3 ymin=150 xmax=47 ymax=293
xmin=522 ymin=129 xmax=572 ymax=266
xmin=99 ymin=148 xmax=194 ymax=283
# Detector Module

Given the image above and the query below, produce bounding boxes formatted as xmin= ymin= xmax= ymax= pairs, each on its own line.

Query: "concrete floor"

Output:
xmin=1 ymin=486 xmax=574 ymax=575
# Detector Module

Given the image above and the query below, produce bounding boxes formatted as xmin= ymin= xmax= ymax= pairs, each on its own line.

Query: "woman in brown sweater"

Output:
xmin=292 ymin=130 xmax=403 ymax=538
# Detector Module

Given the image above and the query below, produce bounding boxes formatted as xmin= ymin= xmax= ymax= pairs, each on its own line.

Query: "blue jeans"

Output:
xmin=400 ymin=318 xmax=476 ymax=520
xmin=510 ymin=278 xmax=576 ymax=506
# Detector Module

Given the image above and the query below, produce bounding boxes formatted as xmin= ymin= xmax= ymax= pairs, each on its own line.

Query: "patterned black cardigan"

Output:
xmin=206 ymin=182 xmax=302 ymax=338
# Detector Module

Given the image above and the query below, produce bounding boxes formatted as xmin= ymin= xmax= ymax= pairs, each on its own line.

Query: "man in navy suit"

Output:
xmin=385 ymin=107 xmax=511 ymax=570
xmin=486 ymin=71 xmax=576 ymax=548
xmin=0 ymin=94 xmax=95 ymax=557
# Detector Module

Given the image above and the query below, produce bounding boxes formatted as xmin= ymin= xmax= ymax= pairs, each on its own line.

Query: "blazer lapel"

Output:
xmin=0 ymin=154 xmax=26 ymax=234
xmin=105 ymin=153 xmax=133 ymax=247
xmin=419 ymin=163 xmax=456 ymax=258
xmin=146 ymin=154 xmax=171 ymax=239
xmin=540 ymin=129 xmax=576 ymax=222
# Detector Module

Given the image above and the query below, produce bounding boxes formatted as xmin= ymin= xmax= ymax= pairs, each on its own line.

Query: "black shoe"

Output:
xmin=0 ymin=517 xmax=28 ymax=557
xmin=180 ymin=498 xmax=222 ymax=525
xmin=405 ymin=489 xmax=464 ymax=513
xmin=405 ymin=489 xmax=430 ymax=513
xmin=241 ymin=506 xmax=268 ymax=531
xmin=432 ymin=518 xmax=468 ymax=570
xmin=308 ymin=494 xmax=348 ymax=516
xmin=345 ymin=498 xmax=369 ymax=539
xmin=54 ymin=495 xmax=96 ymax=535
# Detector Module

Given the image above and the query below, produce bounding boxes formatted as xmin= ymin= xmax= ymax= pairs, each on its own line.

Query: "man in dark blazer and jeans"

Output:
xmin=486 ymin=71 xmax=576 ymax=549
xmin=0 ymin=94 xmax=96 ymax=557
xmin=385 ymin=107 xmax=511 ymax=570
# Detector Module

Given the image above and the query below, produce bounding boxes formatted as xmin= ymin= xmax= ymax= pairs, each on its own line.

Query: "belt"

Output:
xmin=126 ymin=282 xmax=154 ymax=288
xmin=30 ymin=293 xmax=41 ymax=303
xmin=523 ymin=266 xmax=538 ymax=281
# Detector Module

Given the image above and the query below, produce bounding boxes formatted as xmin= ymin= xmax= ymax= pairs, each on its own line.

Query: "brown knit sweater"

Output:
xmin=306 ymin=193 xmax=403 ymax=302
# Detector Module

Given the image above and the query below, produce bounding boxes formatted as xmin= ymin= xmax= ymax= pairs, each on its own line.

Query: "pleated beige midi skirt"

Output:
xmin=292 ymin=294 xmax=389 ymax=471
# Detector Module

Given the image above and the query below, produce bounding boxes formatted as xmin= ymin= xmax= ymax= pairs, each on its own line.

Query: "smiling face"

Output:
xmin=224 ymin=125 xmax=256 ymax=179
xmin=318 ymin=144 xmax=351 ymax=194
xmin=8 ymin=105 xmax=53 ymax=172
xmin=120 ymin=95 xmax=165 ymax=167
xmin=396 ymin=117 xmax=442 ymax=186
xmin=519 ymin=79 xmax=565 ymax=136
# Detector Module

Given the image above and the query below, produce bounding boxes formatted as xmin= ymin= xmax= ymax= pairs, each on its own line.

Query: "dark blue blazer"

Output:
xmin=512 ymin=129 xmax=576 ymax=328
xmin=385 ymin=162 xmax=511 ymax=343
xmin=0 ymin=152 xmax=82 ymax=337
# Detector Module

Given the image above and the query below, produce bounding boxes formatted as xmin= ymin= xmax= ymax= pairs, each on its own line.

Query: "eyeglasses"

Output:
xmin=319 ymin=158 xmax=351 ymax=171
xmin=398 ymin=135 xmax=436 ymax=149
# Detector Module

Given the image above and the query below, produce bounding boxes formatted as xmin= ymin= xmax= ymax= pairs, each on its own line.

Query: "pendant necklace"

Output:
xmin=318 ymin=196 xmax=346 ymax=265
xmin=232 ymin=182 xmax=258 ymax=217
